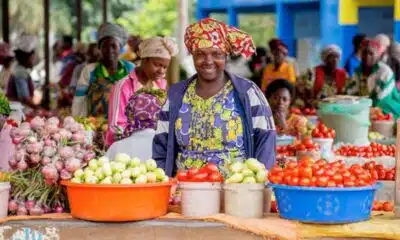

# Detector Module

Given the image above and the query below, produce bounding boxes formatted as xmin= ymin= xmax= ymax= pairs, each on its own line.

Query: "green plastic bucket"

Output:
xmin=318 ymin=98 xmax=372 ymax=145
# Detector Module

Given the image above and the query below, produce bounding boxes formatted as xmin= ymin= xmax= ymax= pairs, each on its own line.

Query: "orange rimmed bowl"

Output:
xmin=61 ymin=180 xmax=173 ymax=222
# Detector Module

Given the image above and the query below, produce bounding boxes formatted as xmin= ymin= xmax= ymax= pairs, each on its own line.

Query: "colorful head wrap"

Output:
xmin=320 ymin=44 xmax=342 ymax=62
xmin=98 ymin=23 xmax=128 ymax=48
xmin=361 ymin=39 xmax=381 ymax=56
xmin=268 ymin=38 xmax=288 ymax=55
xmin=184 ymin=18 xmax=255 ymax=59
xmin=0 ymin=43 xmax=14 ymax=58
xmin=138 ymin=37 xmax=178 ymax=60
xmin=375 ymin=34 xmax=390 ymax=54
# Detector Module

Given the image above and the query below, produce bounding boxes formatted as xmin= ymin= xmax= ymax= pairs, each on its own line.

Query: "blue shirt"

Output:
xmin=345 ymin=54 xmax=361 ymax=77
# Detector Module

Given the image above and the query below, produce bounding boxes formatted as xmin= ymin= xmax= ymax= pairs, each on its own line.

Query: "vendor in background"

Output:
xmin=70 ymin=43 xmax=100 ymax=91
xmin=0 ymin=43 xmax=15 ymax=92
xmin=107 ymin=36 xmax=177 ymax=147
xmin=266 ymin=79 xmax=308 ymax=137
xmin=346 ymin=39 xmax=400 ymax=119
xmin=248 ymin=47 xmax=268 ymax=88
xmin=6 ymin=35 xmax=39 ymax=109
xmin=345 ymin=34 xmax=366 ymax=77
xmin=375 ymin=34 xmax=400 ymax=86
xmin=312 ymin=45 xmax=347 ymax=101
xmin=72 ymin=23 xmax=135 ymax=118
xmin=153 ymin=18 xmax=276 ymax=176
xmin=261 ymin=38 xmax=296 ymax=93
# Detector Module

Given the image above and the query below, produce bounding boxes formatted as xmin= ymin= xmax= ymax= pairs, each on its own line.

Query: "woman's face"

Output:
xmin=142 ymin=57 xmax=170 ymax=81
xmin=269 ymin=88 xmax=291 ymax=113
xmin=193 ymin=48 xmax=226 ymax=82
xmin=272 ymin=48 xmax=286 ymax=64
xmin=325 ymin=53 xmax=339 ymax=69
xmin=100 ymin=37 xmax=121 ymax=62
xmin=361 ymin=47 xmax=377 ymax=67
xmin=26 ymin=52 xmax=36 ymax=69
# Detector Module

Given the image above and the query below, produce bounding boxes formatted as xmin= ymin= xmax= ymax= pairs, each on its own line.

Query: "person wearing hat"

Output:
xmin=6 ymin=35 xmax=38 ymax=109
xmin=346 ymin=39 xmax=400 ymax=119
xmin=106 ymin=36 xmax=178 ymax=149
xmin=312 ymin=44 xmax=348 ymax=100
xmin=345 ymin=34 xmax=366 ymax=77
xmin=375 ymin=34 xmax=400 ymax=86
xmin=72 ymin=23 xmax=135 ymax=118
xmin=0 ymin=43 xmax=15 ymax=92
xmin=152 ymin=18 xmax=276 ymax=176
xmin=261 ymin=38 xmax=296 ymax=93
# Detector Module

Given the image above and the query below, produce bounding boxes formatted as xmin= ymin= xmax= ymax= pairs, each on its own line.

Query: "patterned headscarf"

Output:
xmin=0 ymin=43 xmax=14 ymax=58
xmin=268 ymin=38 xmax=288 ymax=55
xmin=320 ymin=44 xmax=342 ymax=62
xmin=184 ymin=18 xmax=255 ymax=59
xmin=361 ymin=39 xmax=381 ymax=56
xmin=97 ymin=23 xmax=128 ymax=48
xmin=138 ymin=37 xmax=178 ymax=60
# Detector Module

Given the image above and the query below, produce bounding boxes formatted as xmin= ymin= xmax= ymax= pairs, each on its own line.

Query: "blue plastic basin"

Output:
xmin=269 ymin=182 xmax=382 ymax=224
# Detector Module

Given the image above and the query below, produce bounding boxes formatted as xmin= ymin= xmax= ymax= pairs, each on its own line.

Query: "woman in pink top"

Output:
xmin=107 ymin=37 xmax=178 ymax=155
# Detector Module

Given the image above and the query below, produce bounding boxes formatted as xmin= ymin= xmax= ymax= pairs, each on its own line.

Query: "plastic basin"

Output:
xmin=371 ymin=120 xmax=394 ymax=139
xmin=223 ymin=183 xmax=265 ymax=218
xmin=62 ymin=181 xmax=173 ymax=222
xmin=0 ymin=182 xmax=10 ymax=219
xmin=269 ymin=182 xmax=382 ymax=224
xmin=276 ymin=135 xmax=295 ymax=146
xmin=312 ymin=138 xmax=334 ymax=160
xmin=179 ymin=182 xmax=221 ymax=217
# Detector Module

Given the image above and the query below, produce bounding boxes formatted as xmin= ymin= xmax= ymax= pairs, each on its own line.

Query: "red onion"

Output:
xmin=20 ymin=122 xmax=31 ymax=130
xmin=43 ymin=146 xmax=56 ymax=157
xmin=41 ymin=156 xmax=51 ymax=165
xmin=25 ymin=200 xmax=36 ymax=210
xmin=26 ymin=136 xmax=38 ymax=143
xmin=44 ymin=139 xmax=52 ymax=146
xmin=72 ymin=144 xmax=81 ymax=151
xmin=55 ymin=161 xmax=64 ymax=171
xmin=65 ymin=158 xmax=81 ymax=173
xmin=58 ymin=146 xmax=74 ymax=159
xmin=29 ymin=204 xmax=43 ymax=216
xmin=42 ymin=205 xmax=52 ymax=214
xmin=17 ymin=205 xmax=28 ymax=215
xmin=8 ymin=158 xmax=17 ymax=168
xmin=29 ymin=154 xmax=41 ymax=164
xmin=46 ymin=124 xmax=59 ymax=134
xmin=52 ymin=133 xmax=61 ymax=142
xmin=19 ymin=128 xmax=31 ymax=137
xmin=44 ymin=178 xmax=57 ymax=185
xmin=12 ymin=136 xmax=24 ymax=145
xmin=47 ymin=117 xmax=60 ymax=126
xmin=30 ymin=117 xmax=45 ymax=130
xmin=59 ymin=129 xmax=72 ymax=140
xmin=41 ymin=165 xmax=58 ymax=179
xmin=17 ymin=160 xmax=28 ymax=171
xmin=75 ymin=151 xmax=85 ymax=160
xmin=54 ymin=206 xmax=64 ymax=213
xmin=15 ymin=149 xmax=26 ymax=161
xmin=60 ymin=169 xmax=72 ymax=180
xmin=83 ymin=152 xmax=96 ymax=162
xmin=8 ymin=200 xmax=18 ymax=212
xmin=10 ymin=128 xmax=20 ymax=138
xmin=63 ymin=116 xmax=75 ymax=126
xmin=72 ymin=132 xmax=85 ymax=144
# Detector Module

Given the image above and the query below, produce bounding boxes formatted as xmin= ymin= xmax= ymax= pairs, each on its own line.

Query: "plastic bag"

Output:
xmin=105 ymin=128 xmax=155 ymax=161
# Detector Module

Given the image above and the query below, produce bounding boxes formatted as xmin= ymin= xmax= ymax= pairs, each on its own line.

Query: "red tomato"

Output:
xmin=316 ymin=176 xmax=329 ymax=187
xmin=315 ymin=159 xmax=328 ymax=166
xmin=271 ymin=166 xmax=283 ymax=174
xmin=208 ymin=172 xmax=223 ymax=182
xmin=383 ymin=202 xmax=394 ymax=212
xmin=269 ymin=175 xmax=282 ymax=184
xmin=176 ymin=171 xmax=189 ymax=181
xmin=313 ymin=132 xmax=323 ymax=138
xmin=310 ymin=176 xmax=318 ymax=186
xmin=187 ymin=167 xmax=199 ymax=178
xmin=299 ymin=167 xmax=313 ymax=178
xmin=299 ymin=178 xmax=311 ymax=187
xmin=374 ymin=202 xmax=383 ymax=211
xmin=344 ymin=180 xmax=355 ymax=187
xmin=191 ymin=172 xmax=209 ymax=182
xmin=324 ymin=169 xmax=335 ymax=178
xmin=203 ymin=163 xmax=219 ymax=173
xmin=314 ymin=168 xmax=325 ymax=177
xmin=319 ymin=125 xmax=328 ymax=133
xmin=332 ymin=174 xmax=343 ymax=185
xmin=283 ymin=175 xmax=292 ymax=185
xmin=377 ymin=169 xmax=386 ymax=180
xmin=299 ymin=156 xmax=313 ymax=167
xmin=286 ymin=161 xmax=298 ymax=169
xmin=324 ymin=132 xmax=333 ymax=139
xmin=270 ymin=201 xmax=278 ymax=213
xmin=385 ymin=172 xmax=395 ymax=181
xmin=370 ymin=170 xmax=379 ymax=180
xmin=291 ymin=168 xmax=300 ymax=177
xmin=289 ymin=177 xmax=300 ymax=186
xmin=342 ymin=171 xmax=352 ymax=178
xmin=327 ymin=180 xmax=336 ymax=187
xmin=355 ymin=179 xmax=367 ymax=187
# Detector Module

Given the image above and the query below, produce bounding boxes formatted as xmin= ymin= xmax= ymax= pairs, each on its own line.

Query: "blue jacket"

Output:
xmin=153 ymin=71 xmax=276 ymax=176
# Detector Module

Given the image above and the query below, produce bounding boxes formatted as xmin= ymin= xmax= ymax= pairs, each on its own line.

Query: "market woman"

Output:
xmin=6 ymin=35 xmax=39 ymax=109
xmin=72 ymin=23 xmax=135 ymax=118
xmin=266 ymin=79 xmax=308 ymax=137
xmin=346 ymin=39 xmax=400 ymax=119
xmin=261 ymin=39 xmax=296 ymax=93
xmin=312 ymin=45 xmax=347 ymax=100
xmin=153 ymin=18 xmax=276 ymax=176
xmin=105 ymin=37 xmax=178 ymax=159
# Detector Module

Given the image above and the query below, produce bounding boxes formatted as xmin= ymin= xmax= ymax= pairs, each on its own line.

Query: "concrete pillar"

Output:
xmin=228 ymin=7 xmax=238 ymax=27
xmin=276 ymin=3 xmax=296 ymax=57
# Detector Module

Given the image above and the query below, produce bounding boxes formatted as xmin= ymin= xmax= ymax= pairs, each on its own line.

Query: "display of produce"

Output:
xmin=70 ymin=154 xmax=169 ymax=184
xmin=0 ymin=92 xmax=11 ymax=116
xmin=276 ymin=145 xmax=296 ymax=157
xmin=372 ymin=201 xmax=394 ymax=212
xmin=311 ymin=123 xmax=336 ymax=139
xmin=176 ymin=163 xmax=223 ymax=183
xmin=268 ymin=157 xmax=377 ymax=187
xmin=363 ymin=161 xmax=395 ymax=181
xmin=370 ymin=108 xmax=393 ymax=121
xmin=335 ymin=142 xmax=395 ymax=158
xmin=369 ymin=132 xmax=385 ymax=141
xmin=302 ymin=108 xmax=317 ymax=116
xmin=224 ymin=159 xmax=268 ymax=184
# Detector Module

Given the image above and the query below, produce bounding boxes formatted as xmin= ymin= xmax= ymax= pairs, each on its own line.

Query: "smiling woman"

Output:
xmin=152 ymin=18 xmax=277 ymax=177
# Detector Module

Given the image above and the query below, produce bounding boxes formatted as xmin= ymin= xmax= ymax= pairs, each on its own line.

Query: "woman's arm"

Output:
xmin=247 ymin=85 xmax=277 ymax=169
xmin=152 ymin=98 xmax=170 ymax=171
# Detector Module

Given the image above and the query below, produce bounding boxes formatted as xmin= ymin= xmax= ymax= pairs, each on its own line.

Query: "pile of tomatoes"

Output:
xmin=371 ymin=107 xmax=393 ymax=121
xmin=276 ymin=145 xmax=296 ymax=157
xmin=176 ymin=163 xmax=224 ymax=182
xmin=311 ymin=123 xmax=336 ymax=139
xmin=294 ymin=138 xmax=320 ymax=152
xmin=335 ymin=143 xmax=395 ymax=158
xmin=268 ymin=157 xmax=377 ymax=188
xmin=372 ymin=201 xmax=394 ymax=212
xmin=363 ymin=161 xmax=395 ymax=181
xmin=291 ymin=107 xmax=317 ymax=116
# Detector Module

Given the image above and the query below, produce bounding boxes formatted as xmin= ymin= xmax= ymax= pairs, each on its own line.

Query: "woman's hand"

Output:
xmin=274 ymin=111 xmax=288 ymax=130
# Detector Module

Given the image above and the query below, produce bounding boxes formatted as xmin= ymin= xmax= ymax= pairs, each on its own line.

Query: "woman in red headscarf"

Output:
xmin=152 ymin=18 xmax=276 ymax=176
xmin=346 ymin=39 xmax=400 ymax=119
